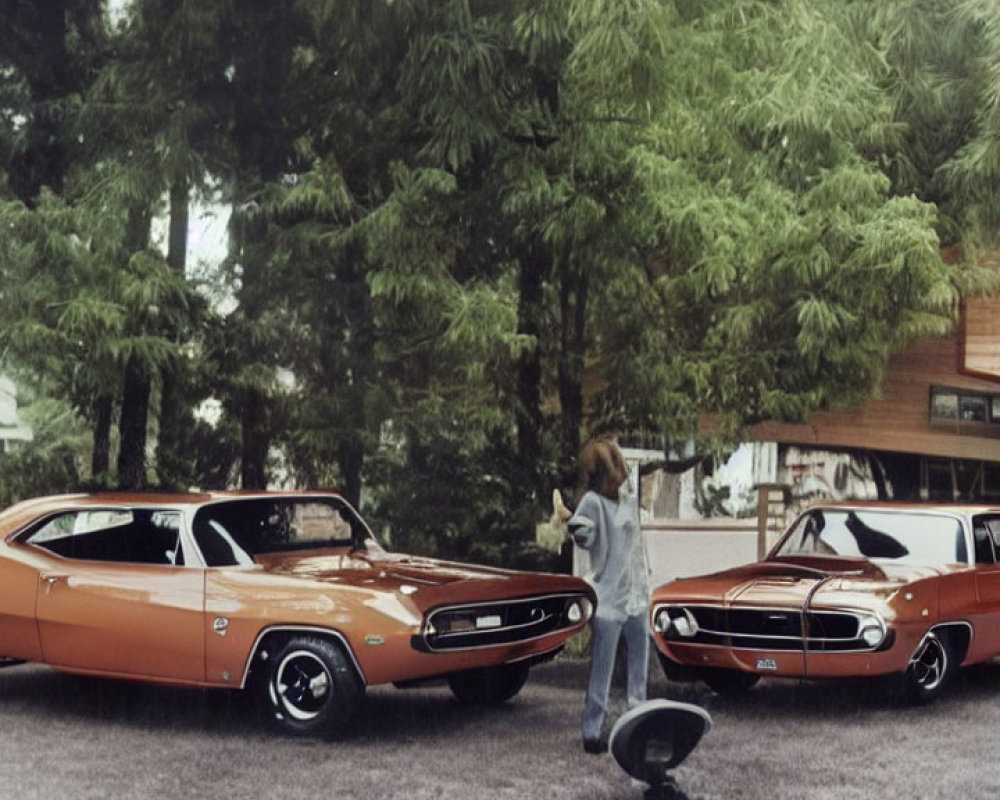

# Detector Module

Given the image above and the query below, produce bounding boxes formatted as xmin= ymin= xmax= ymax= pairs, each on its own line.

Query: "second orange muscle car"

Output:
xmin=0 ymin=491 xmax=594 ymax=736
xmin=651 ymin=503 xmax=1000 ymax=702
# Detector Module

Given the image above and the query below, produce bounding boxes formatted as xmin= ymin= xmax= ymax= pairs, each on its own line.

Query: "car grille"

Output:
xmin=413 ymin=594 xmax=590 ymax=653
xmin=655 ymin=604 xmax=876 ymax=652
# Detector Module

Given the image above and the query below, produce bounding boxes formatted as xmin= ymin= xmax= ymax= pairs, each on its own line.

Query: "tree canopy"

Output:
xmin=0 ymin=0 xmax=997 ymax=560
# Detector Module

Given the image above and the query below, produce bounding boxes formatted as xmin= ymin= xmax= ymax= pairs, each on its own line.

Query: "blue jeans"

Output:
xmin=582 ymin=612 xmax=649 ymax=741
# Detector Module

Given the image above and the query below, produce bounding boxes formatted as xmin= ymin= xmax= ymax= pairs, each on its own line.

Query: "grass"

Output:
xmin=2 ymin=652 xmax=1000 ymax=799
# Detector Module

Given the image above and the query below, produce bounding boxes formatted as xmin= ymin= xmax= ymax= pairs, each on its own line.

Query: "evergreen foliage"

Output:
xmin=0 ymin=0 xmax=998 ymax=560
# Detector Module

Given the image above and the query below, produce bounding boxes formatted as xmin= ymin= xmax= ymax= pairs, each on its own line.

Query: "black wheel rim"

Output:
xmin=273 ymin=649 xmax=332 ymax=722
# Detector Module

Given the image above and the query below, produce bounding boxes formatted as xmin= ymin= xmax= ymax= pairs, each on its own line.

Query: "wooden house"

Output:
xmin=747 ymin=296 xmax=1000 ymax=501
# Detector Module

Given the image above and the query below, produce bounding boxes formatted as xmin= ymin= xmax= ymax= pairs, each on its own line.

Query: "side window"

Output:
xmin=191 ymin=497 xmax=371 ymax=562
xmin=24 ymin=509 xmax=183 ymax=566
xmin=286 ymin=502 xmax=355 ymax=545
xmin=973 ymin=515 xmax=1000 ymax=565
xmin=193 ymin=519 xmax=253 ymax=567
xmin=26 ymin=510 xmax=133 ymax=556
xmin=155 ymin=512 xmax=184 ymax=566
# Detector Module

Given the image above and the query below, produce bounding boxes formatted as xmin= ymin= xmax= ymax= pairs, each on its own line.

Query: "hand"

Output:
xmin=550 ymin=489 xmax=572 ymax=536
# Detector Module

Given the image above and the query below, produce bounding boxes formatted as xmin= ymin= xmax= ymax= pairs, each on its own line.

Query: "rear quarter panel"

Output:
xmin=0 ymin=543 xmax=43 ymax=661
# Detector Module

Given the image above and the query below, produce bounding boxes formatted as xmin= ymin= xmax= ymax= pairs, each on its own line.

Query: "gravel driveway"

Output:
xmin=2 ymin=655 xmax=999 ymax=799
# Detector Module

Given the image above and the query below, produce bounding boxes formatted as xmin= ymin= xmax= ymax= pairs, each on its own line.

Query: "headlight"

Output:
xmin=565 ymin=597 xmax=592 ymax=625
xmin=673 ymin=611 xmax=699 ymax=638
xmin=653 ymin=607 xmax=698 ymax=637
xmin=858 ymin=616 xmax=886 ymax=648
xmin=652 ymin=608 xmax=672 ymax=634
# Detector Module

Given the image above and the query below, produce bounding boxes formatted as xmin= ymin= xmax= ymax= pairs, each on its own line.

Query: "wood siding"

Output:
xmin=748 ymin=336 xmax=1000 ymax=461
xmin=962 ymin=296 xmax=1000 ymax=380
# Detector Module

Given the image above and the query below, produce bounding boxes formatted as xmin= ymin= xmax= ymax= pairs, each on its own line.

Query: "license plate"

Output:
xmin=476 ymin=614 xmax=502 ymax=629
xmin=755 ymin=657 xmax=778 ymax=671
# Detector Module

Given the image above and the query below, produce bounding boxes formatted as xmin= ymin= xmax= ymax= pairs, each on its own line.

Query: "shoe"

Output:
xmin=583 ymin=737 xmax=606 ymax=754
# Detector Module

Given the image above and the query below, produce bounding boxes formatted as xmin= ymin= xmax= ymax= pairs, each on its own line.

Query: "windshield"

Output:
xmin=192 ymin=497 xmax=378 ymax=566
xmin=774 ymin=508 xmax=967 ymax=568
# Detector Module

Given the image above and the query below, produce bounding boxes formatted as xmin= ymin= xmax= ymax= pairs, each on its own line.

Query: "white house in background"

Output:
xmin=0 ymin=375 xmax=33 ymax=453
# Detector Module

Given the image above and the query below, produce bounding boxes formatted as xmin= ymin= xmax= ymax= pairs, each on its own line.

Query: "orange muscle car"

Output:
xmin=650 ymin=503 xmax=1000 ymax=702
xmin=0 ymin=491 xmax=594 ymax=736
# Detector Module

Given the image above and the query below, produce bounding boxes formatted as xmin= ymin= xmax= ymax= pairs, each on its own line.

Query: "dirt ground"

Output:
xmin=1 ymin=654 xmax=998 ymax=800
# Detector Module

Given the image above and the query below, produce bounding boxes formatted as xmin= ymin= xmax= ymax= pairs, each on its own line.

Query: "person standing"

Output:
xmin=566 ymin=436 xmax=650 ymax=754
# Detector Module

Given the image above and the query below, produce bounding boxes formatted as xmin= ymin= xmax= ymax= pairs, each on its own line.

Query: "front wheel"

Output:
xmin=447 ymin=662 xmax=530 ymax=705
xmin=900 ymin=632 xmax=954 ymax=704
xmin=256 ymin=636 xmax=364 ymax=737
xmin=699 ymin=667 xmax=760 ymax=696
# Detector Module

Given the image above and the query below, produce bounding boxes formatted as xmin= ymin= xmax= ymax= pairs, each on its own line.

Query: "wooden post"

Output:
xmin=756 ymin=483 xmax=789 ymax=560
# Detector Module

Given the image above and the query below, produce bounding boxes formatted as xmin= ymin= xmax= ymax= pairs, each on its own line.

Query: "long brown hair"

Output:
xmin=579 ymin=438 xmax=627 ymax=501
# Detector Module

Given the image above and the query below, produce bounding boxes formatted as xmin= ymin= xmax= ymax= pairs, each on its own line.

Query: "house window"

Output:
xmin=930 ymin=389 xmax=959 ymax=420
xmin=960 ymin=394 xmax=988 ymax=422
xmin=930 ymin=386 xmax=1000 ymax=428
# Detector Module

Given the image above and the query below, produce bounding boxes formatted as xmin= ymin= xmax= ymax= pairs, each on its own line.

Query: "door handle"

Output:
xmin=40 ymin=573 xmax=67 ymax=593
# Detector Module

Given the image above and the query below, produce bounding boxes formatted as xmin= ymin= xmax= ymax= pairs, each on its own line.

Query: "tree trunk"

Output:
xmin=558 ymin=263 xmax=588 ymax=484
xmin=227 ymin=184 xmax=271 ymax=490
xmin=118 ymin=358 xmax=150 ymax=490
xmin=334 ymin=245 xmax=372 ymax=507
xmin=338 ymin=436 xmax=364 ymax=510
xmin=91 ymin=394 xmax=113 ymax=482
xmin=240 ymin=388 xmax=269 ymax=489
xmin=225 ymin=3 xmax=296 ymax=491
xmin=157 ymin=177 xmax=193 ymax=489
xmin=228 ymin=162 xmax=275 ymax=490
xmin=5 ymin=0 xmax=72 ymax=202
xmin=515 ymin=243 xmax=549 ymax=499
xmin=166 ymin=178 xmax=189 ymax=274
xmin=116 ymin=205 xmax=152 ymax=490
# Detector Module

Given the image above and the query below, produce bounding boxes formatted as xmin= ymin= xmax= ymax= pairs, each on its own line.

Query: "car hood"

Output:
xmin=655 ymin=556 xmax=956 ymax=611
xmin=250 ymin=548 xmax=591 ymax=611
